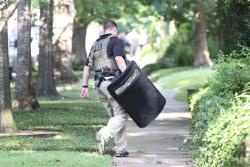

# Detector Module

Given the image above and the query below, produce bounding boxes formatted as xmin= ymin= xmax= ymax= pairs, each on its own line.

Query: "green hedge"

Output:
xmin=190 ymin=46 xmax=250 ymax=167
xmin=163 ymin=23 xmax=194 ymax=66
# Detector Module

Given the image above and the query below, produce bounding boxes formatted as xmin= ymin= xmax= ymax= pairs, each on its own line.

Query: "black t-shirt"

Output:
xmin=85 ymin=34 xmax=125 ymax=66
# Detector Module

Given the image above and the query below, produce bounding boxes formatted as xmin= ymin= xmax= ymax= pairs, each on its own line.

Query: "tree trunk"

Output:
xmin=0 ymin=23 xmax=16 ymax=133
xmin=15 ymin=0 xmax=40 ymax=110
xmin=53 ymin=0 xmax=78 ymax=83
xmin=217 ymin=0 xmax=224 ymax=51
xmin=193 ymin=11 xmax=213 ymax=67
xmin=37 ymin=0 xmax=59 ymax=99
xmin=0 ymin=0 xmax=19 ymax=33
xmin=72 ymin=17 xmax=88 ymax=66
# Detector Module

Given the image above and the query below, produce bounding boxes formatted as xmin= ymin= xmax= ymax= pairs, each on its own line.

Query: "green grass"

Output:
xmin=4 ymin=67 xmax=213 ymax=166
xmin=0 ymin=102 xmax=108 ymax=152
xmin=0 ymin=151 xmax=111 ymax=167
xmin=2 ymin=77 xmax=112 ymax=166
xmin=150 ymin=67 xmax=214 ymax=102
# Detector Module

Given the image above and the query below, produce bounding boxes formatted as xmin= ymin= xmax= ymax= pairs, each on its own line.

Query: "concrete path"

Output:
xmin=112 ymin=90 xmax=194 ymax=167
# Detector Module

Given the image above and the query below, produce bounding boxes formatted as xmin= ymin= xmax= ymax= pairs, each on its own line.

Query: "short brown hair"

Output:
xmin=103 ymin=20 xmax=117 ymax=31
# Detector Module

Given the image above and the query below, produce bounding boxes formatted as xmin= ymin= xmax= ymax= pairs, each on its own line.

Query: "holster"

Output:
xmin=94 ymin=69 xmax=121 ymax=88
xmin=94 ymin=74 xmax=104 ymax=88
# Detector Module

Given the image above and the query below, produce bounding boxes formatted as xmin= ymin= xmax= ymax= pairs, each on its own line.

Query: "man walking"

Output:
xmin=80 ymin=20 xmax=129 ymax=157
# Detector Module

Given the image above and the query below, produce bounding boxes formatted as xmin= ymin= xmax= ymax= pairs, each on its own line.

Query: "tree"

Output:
xmin=53 ymin=0 xmax=78 ymax=83
xmin=72 ymin=0 xmax=138 ymax=66
xmin=0 ymin=0 xmax=18 ymax=133
xmin=37 ymin=0 xmax=59 ymax=98
xmin=71 ymin=16 xmax=88 ymax=66
xmin=144 ymin=0 xmax=214 ymax=67
xmin=15 ymin=0 xmax=40 ymax=110
xmin=217 ymin=0 xmax=250 ymax=54
xmin=72 ymin=0 xmax=121 ymax=66
xmin=193 ymin=1 xmax=213 ymax=67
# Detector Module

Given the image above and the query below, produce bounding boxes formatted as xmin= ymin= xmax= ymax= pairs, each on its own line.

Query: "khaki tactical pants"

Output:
xmin=96 ymin=80 xmax=128 ymax=152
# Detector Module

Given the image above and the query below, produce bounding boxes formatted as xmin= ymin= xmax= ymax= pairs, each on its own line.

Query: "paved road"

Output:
xmin=112 ymin=90 xmax=194 ymax=167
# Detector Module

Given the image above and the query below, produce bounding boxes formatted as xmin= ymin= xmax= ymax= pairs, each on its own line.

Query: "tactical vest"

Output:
xmin=89 ymin=35 xmax=119 ymax=71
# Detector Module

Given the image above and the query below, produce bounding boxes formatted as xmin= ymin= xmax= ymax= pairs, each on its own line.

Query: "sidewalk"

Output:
xmin=112 ymin=90 xmax=194 ymax=167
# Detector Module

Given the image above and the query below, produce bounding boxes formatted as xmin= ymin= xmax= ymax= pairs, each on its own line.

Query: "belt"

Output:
xmin=95 ymin=68 xmax=120 ymax=74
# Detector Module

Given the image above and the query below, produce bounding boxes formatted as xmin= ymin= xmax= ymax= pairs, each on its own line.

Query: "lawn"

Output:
xmin=2 ymin=66 xmax=213 ymax=166
xmin=150 ymin=67 xmax=214 ymax=102
xmin=0 ymin=151 xmax=111 ymax=167
xmin=1 ymin=75 xmax=112 ymax=167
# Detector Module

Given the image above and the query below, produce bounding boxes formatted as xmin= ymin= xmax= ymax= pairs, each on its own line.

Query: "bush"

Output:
xmin=163 ymin=23 xmax=194 ymax=66
xmin=209 ymin=46 xmax=250 ymax=97
xmin=191 ymin=87 xmax=233 ymax=146
xmin=142 ymin=58 xmax=175 ymax=75
xmin=190 ymin=46 xmax=250 ymax=167
xmin=207 ymin=36 xmax=219 ymax=60
xmin=191 ymin=86 xmax=250 ymax=167
xmin=159 ymin=22 xmax=219 ymax=68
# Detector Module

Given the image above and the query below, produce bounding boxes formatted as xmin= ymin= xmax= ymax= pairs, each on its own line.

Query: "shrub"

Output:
xmin=156 ymin=22 xmax=219 ymax=69
xmin=190 ymin=46 xmax=250 ymax=167
xmin=190 ymin=87 xmax=233 ymax=146
xmin=192 ymin=86 xmax=250 ymax=167
xmin=209 ymin=46 xmax=250 ymax=97
xmin=163 ymin=23 xmax=194 ymax=66
xmin=142 ymin=58 xmax=175 ymax=75
xmin=207 ymin=36 xmax=219 ymax=60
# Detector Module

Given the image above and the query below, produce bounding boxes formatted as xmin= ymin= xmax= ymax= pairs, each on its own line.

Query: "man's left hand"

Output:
xmin=80 ymin=88 xmax=89 ymax=98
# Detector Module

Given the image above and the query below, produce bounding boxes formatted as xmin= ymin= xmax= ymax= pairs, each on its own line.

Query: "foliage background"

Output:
xmin=190 ymin=46 xmax=250 ymax=167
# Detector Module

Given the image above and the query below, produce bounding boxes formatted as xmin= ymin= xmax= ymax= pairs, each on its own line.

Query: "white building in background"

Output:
xmin=8 ymin=10 xmax=17 ymax=71
xmin=31 ymin=25 xmax=39 ymax=69
xmin=86 ymin=22 xmax=102 ymax=56
xmin=8 ymin=10 xmax=40 ymax=71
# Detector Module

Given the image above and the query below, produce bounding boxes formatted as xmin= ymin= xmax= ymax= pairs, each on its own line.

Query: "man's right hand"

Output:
xmin=80 ymin=88 xmax=89 ymax=98
xmin=115 ymin=56 xmax=127 ymax=72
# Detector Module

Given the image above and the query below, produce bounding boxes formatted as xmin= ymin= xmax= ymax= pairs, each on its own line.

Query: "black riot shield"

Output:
xmin=107 ymin=61 xmax=166 ymax=128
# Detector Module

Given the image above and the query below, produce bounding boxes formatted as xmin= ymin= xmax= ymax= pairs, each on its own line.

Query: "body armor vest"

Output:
xmin=89 ymin=35 xmax=119 ymax=71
